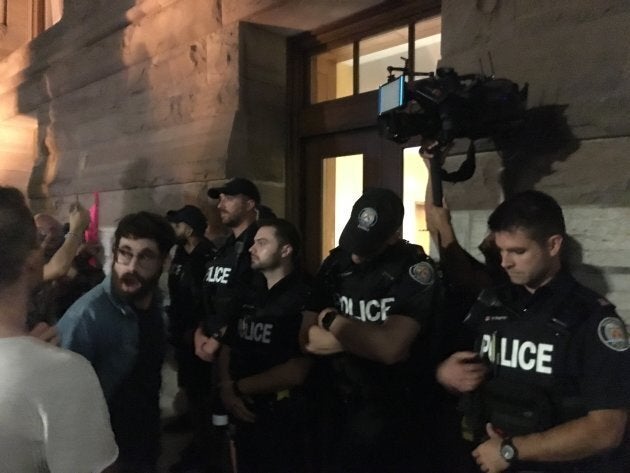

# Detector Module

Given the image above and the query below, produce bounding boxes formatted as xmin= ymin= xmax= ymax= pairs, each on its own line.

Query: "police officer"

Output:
xmin=218 ymin=218 xmax=312 ymax=473
xmin=165 ymin=205 xmax=216 ymax=472
xmin=302 ymin=187 xmax=443 ymax=473
xmin=437 ymin=190 xmax=630 ymax=473
xmin=194 ymin=177 xmax=262 ymax=360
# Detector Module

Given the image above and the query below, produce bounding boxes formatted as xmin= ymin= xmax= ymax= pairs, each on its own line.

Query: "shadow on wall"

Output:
xmin=494 ymin=105 xmax=580 ymax=197
xmin=18 ymin=0 xmax=155 ymax=213
xmin=563 ymin=234 xmax=610 ymax=297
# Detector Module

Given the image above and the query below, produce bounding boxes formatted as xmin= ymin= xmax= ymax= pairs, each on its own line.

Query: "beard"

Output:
xmin=112 ymin=267 xmax=160 ymax=305
xmin=251 ymin=252 xmax=282 ymax=272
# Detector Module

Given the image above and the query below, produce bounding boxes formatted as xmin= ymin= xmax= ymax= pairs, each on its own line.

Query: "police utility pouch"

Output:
xmin=482 ymin=377 xmax=554 ymax=436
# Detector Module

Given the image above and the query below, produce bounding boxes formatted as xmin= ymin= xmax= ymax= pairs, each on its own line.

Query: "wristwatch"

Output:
xmin=320 ymin=310 xmax=339 ymax=331
xmin=500 ymin=437 xmax=519 ymax=464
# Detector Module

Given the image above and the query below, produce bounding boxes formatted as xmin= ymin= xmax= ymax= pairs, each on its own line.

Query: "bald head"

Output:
xmin=34 ymin=213 xmax=65 ymax=259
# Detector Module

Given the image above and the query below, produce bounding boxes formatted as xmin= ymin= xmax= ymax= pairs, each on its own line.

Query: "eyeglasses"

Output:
xmin=114 ymin=247 xmax=160 ymax=269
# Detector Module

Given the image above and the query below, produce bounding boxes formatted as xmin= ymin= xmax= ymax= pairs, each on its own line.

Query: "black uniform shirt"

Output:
xmin=202 ymin=223 xmax=258 ymax=335
xmin=167 ymin=238 xmax=216 ymax=343
xmin=466 ymin=271 xmax=630 ymax=412
xmin=306 ymin=241 xmax=441 ymax=401
xmin=308 ymin=241 xmax=438 ymax=326
xmin=224 ymin=271 xmax=311 ymax=381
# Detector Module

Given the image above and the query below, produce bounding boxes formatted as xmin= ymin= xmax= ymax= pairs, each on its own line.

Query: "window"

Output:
xmin=310 ymin=44 xmax=353 ymax=103
xmin=309 ymin=15 xmax=441 ymax=104
xmin=32 ymin=0 xmax=63 ymax=37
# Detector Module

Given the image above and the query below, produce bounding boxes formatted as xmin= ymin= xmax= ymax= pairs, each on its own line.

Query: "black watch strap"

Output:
xmin=500 ymin=437 xmax=519 ymax=464
xmin=321 ymin=310 xmax=339 ymax=331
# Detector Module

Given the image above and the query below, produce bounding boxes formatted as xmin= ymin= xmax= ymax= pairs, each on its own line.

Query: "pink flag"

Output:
xmin=85 ymin=192 xmax=99 ymax=243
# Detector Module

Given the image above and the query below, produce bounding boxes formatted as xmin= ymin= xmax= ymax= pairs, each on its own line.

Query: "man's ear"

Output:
xmin=184 ymin=224 xmax=194 ymax=239
xmin=280 ymin=244 xmax=293 ymax=259
xmin=245 ymin=198 xmax=257 ymax=213
xmin=547 ymin=234 xmax=563 ymax=257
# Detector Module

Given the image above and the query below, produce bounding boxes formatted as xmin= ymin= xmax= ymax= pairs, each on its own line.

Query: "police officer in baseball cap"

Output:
xmin=207 ymin=177 xmax=261 ymax=205
xmin=165 ymin=205 xmax=217 ymax=471
xmin=302 ymin=187 xmax=445 ymax=473
xmin=167 ymin=205 xmax=209 ymax=236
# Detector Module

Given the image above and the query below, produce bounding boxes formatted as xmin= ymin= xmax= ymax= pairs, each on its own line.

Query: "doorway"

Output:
xmin=301 ymin=128 xmax=405 ymax=273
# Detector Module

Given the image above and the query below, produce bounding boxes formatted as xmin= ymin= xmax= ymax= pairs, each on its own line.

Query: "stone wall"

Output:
xmin=1 ymin=0 xmax=627 ymax=317
xmin=0 ymin=0 xmax=382 ymax=223
xmin=439 ymin=1 xmax=630 ymax=319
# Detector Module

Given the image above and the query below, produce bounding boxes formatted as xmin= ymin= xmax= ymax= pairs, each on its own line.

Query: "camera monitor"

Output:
xmin=378 ymin=76 xmax=405 ymax=115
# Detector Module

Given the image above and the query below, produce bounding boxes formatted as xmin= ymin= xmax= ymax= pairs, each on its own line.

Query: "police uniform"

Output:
xmin=223 ymin=271 xmax=312 ymax=473
xmin=308 ymin=240 xmax=444 ymax=473
xmin=167 ymin=238 xmax=216 ymax=399
xmin=464 ymin=270 xmax=630 ymax=472
xmin=202 ymin=222 xmax=258 ymax=336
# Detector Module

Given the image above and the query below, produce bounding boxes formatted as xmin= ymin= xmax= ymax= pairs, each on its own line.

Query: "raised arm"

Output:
xmin=43 ymin=204 xmax=90 ymax=281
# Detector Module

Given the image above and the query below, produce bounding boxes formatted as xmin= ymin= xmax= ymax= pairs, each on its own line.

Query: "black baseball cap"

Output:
xmin=339 ymin=188 xmax=404 ymax=257
xmin=166 ymin=205 xmax=207 ymax=234
xmin=207 ymin=177 xmax=261 ymax=204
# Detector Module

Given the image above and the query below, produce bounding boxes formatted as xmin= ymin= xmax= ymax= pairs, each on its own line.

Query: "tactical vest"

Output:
xmin=463 ymin=279 xmax=589 ymax=442
xmin=202 ymin=225 xmax=257 ymax=335
xmin=322 ymin=242 xmax=440 ymax=403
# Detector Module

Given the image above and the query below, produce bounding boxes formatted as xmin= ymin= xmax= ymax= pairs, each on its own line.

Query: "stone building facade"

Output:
xmin=0 ymin=0 xmax=628 ymax=319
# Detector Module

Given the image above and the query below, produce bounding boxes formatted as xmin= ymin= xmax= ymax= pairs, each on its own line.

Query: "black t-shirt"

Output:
xmin=108 ymin=304 xmax=166 ymax=460
xmin=167 ymin=238 xmax=216 ymax=342
xmin=224 ymin=271 xmax=311 ymax=381
xmin=202 ymin=223 xmax=258 ymax=335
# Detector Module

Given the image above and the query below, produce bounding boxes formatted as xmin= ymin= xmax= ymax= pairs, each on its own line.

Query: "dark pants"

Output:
xmin=234 ymin=397 xmax=309 ymax=473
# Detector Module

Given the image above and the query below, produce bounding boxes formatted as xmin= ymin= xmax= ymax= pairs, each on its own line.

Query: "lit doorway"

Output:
xmin=402 ymin=146 xmax=430 ymax=251
xmin=321 ymin=154 xmax=364 ymax=257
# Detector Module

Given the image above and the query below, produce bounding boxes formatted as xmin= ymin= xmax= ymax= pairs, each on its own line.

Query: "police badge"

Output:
xmin=408 ymin=261 xmax=434 ymax=285
xmin=597 ymin=317 xmax=630 ymax=352
xmin=357 ymin=207 xmax=378 ymax=231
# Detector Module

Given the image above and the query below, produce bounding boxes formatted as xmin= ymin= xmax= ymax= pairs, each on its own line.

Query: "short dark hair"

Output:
xmin=258 ymin=218 xmax=301 ymax=262
xmin=114 ymin=211 xmax=176 ymax=256
xmin=0 ymin=187 xmax=38 ymax=289
xmin=488 ymin=190 xmax=566 ymax=243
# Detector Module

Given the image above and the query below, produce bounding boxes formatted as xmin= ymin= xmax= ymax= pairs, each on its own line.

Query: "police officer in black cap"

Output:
xmin=437 ymin=190 xmax=630 ymax=473
xmin=188 ymin=178 xmax=265 ymax=470
xmin=194 ymin=177 xmax=262 ymax=360
xmin=302 ymin=187 xmax=443 ymax=473
xmin=165 ymin=205 xmax=217 ymax=472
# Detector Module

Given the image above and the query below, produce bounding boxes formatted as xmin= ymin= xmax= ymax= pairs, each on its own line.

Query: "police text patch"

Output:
xmin=408 ymin=262 xmax=434 ymax=285
xmin=597 ymin=317 xmax=630 ymax=352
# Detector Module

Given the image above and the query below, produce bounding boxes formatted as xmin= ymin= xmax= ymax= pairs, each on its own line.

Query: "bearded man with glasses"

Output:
xmin=57 ymin=211 xmax=176 ymax=473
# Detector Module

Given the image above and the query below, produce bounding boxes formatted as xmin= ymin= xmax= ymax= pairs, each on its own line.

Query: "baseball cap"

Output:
xmin=166 ymin=205 xmax=207 ymax=234
xmin=339 ymin=188 xmax=404 ymax=257
xmin=207 ymin=178 xmax=261 ymax=204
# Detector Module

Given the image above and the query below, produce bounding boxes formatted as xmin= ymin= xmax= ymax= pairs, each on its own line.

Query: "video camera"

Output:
xmin=377 ymin=64 xmax=527 ymax=204
xmin=378 ymin=66 xmax=528 ymax=146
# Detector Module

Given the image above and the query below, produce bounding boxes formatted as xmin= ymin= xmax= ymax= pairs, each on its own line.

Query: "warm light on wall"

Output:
xmin=0 ymin=115 xmax=37 ymax=190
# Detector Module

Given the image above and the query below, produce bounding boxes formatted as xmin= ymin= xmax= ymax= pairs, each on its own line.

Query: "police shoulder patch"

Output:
xmin=597 ymin=317 xmax=630 ymax=352
xmin=408 ymin=261 xmax=434 ymax=285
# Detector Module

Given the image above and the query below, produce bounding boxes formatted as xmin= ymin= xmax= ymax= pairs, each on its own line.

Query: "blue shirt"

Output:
xmin=57 ymin=275 xmax=165 ymax=401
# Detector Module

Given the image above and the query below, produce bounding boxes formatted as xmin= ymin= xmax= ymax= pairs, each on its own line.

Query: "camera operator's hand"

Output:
xmin=425 ymin=198 xmax=451 ymax=234
xmin=419 ymin=138 xmax=453 ymax=160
